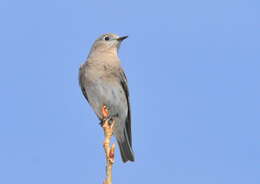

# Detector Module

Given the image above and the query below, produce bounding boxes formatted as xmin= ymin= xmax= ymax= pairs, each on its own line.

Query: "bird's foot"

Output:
xmin=99 ymin=117 xmax=113 ymax=127
xmin=100 ymin=105 xmax=114 ymax=127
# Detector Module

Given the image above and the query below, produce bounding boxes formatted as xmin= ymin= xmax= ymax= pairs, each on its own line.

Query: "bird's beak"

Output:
xmin=117 ymin=36 xmax=128 ymax=41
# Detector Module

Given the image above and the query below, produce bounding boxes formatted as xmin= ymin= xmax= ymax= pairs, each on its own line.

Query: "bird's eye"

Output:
xmin=104 ymin=36 xmax=110 ymax=41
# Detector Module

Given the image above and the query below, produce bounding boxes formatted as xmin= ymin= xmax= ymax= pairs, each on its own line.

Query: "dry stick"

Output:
xmin=102 ymin=119 xmax=115 ymax=184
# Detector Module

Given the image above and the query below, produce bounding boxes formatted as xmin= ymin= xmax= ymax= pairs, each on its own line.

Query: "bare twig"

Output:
xmin=102 ymin=119 xmax=115 ymax=184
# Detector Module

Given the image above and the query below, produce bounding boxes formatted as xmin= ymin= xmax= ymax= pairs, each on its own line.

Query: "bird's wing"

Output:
xmin=119 ymin=68 xmax=132 ymax=146
xmin=79 ymin=64 xmax=89 ymax=102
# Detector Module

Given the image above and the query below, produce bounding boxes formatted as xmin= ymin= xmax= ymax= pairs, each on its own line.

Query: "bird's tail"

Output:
xmin=116 ymin=129 xmax=135 ymax=163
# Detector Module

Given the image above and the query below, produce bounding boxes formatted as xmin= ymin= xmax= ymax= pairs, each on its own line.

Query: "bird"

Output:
xmin=79 ymin=33 xmax=134 ymax=163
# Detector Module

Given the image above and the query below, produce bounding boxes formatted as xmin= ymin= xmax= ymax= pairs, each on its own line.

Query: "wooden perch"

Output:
xmin=102 ymin=119 xmax=115 ymax=184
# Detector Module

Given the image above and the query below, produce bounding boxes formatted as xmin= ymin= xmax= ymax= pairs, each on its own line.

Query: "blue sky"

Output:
xmin=0 ymin=0 xmax=259 ymax=183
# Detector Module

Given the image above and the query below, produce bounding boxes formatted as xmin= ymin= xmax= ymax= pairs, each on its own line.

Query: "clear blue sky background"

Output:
xmin=0 ymin=0 xmax=259 ymax=183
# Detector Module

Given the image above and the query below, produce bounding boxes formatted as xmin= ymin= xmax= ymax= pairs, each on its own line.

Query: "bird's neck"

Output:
xmin=87 ymin=48 xmax=120 ymax=65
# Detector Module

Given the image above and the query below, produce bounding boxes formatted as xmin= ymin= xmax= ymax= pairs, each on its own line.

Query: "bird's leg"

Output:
xmin=101 ymin=105 xmax=115 ymax=184
xmin=102 ymin=105 xmax=110 ymax=119
xmin=100 ymin=105 xmax=112 ymax=127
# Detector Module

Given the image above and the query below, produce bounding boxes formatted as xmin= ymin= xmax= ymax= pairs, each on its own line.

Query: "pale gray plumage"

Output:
xmin=79 ymin=33 xmax=134 ymax=162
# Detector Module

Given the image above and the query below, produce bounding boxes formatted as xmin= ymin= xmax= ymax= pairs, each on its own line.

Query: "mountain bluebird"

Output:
xmin=79 ymin=33 xmax=134 ymax=162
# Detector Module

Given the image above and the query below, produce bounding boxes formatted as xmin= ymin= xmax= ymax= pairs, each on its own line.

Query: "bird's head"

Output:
xmin=90 ymin=33 xmax=128 ymax=54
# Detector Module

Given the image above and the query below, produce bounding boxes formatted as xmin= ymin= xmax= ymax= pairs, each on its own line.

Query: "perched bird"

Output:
xmin=79 ymin=33 xmax=134 ymax=162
